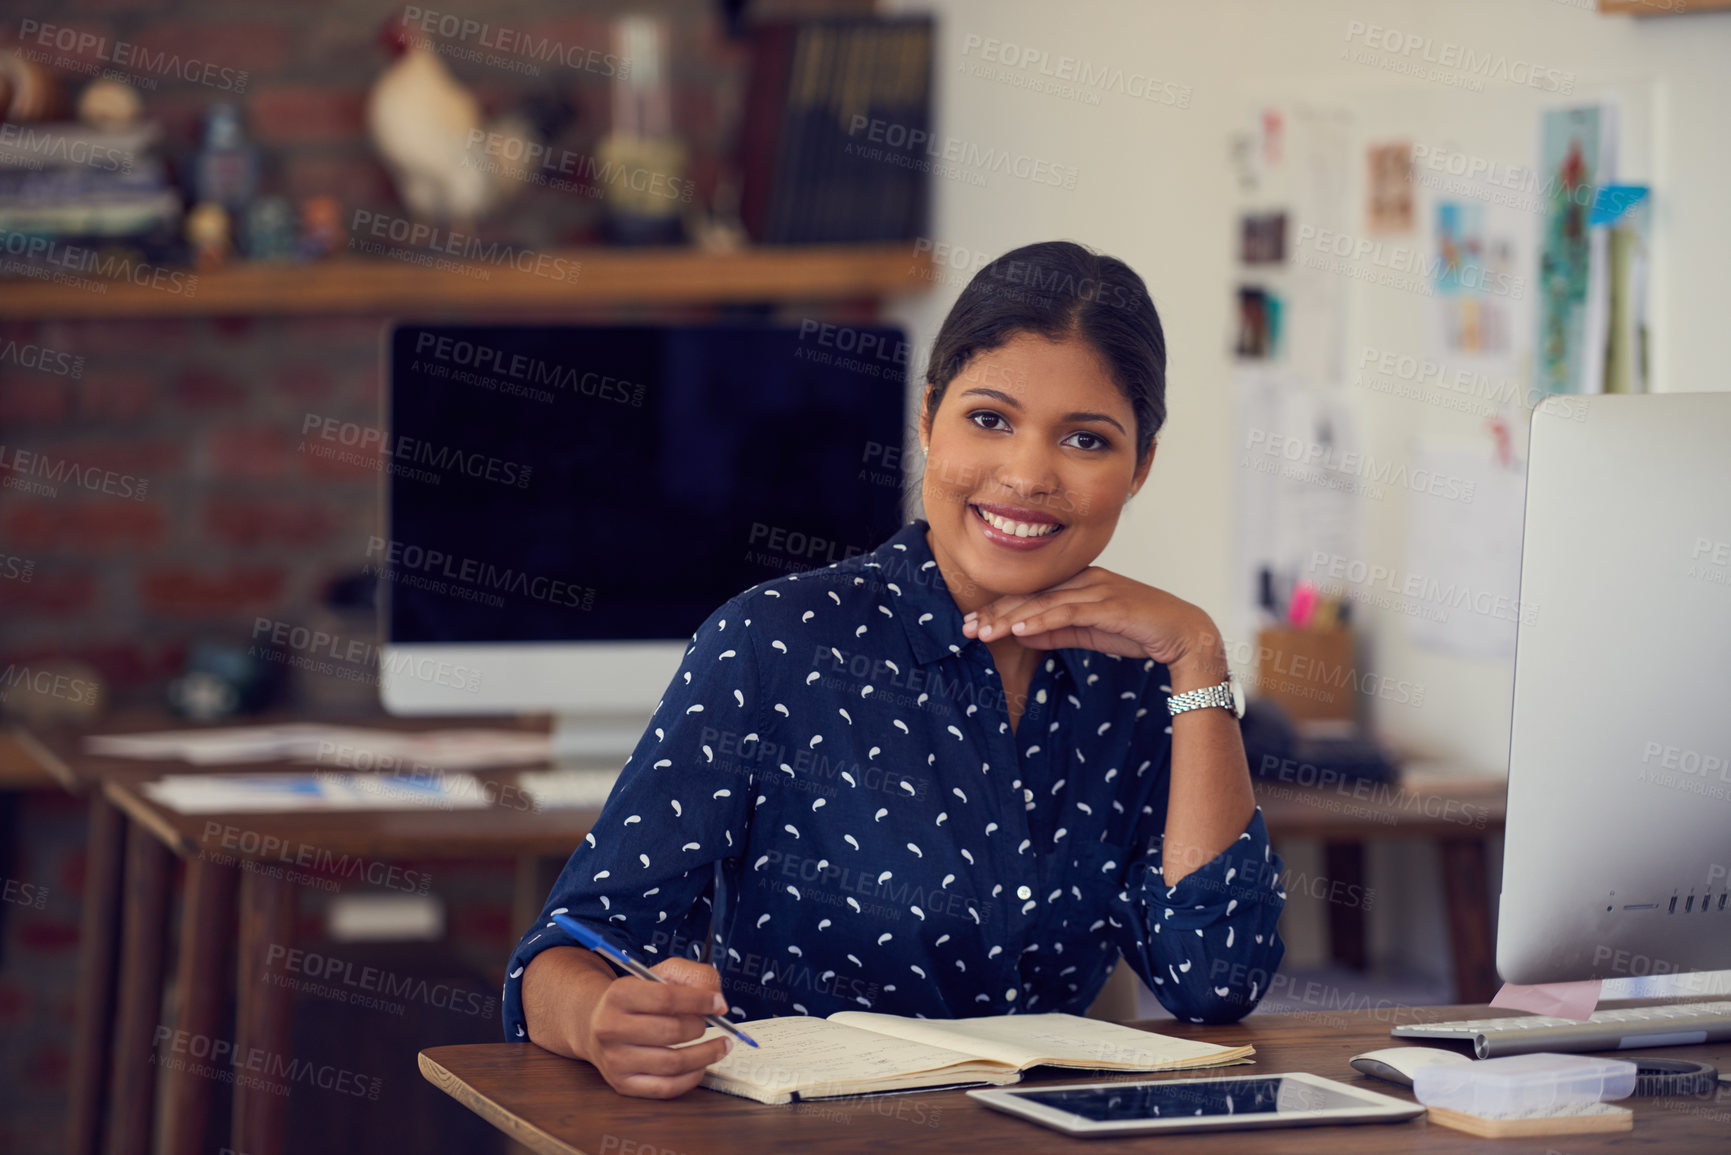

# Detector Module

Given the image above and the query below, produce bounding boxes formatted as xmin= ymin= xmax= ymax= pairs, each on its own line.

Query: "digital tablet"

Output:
xmin=968 ymin=1072 xmax=1425 ymax=1137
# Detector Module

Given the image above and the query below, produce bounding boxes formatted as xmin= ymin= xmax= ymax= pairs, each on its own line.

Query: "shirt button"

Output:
xmin=1017 ymin=885 xmax=1032 ymax=900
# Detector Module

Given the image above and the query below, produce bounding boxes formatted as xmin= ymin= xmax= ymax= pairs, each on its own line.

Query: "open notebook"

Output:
xmin=689 ymin=1011 xmax=1255 ymax=1104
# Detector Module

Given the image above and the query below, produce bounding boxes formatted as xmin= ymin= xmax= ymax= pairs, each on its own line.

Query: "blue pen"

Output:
xmin=551 ymin=911 xmax=759 ymax=1048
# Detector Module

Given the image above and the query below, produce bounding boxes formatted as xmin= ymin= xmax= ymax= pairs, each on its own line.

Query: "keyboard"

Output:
xmin=1391 ymin=1000 xmax=1731 ymax=1058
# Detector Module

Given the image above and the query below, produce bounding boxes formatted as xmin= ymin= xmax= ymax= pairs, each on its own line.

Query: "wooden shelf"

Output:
xmin=0 ymin=243 xmax=933 ymax=318
xmin=1599 ymin=0 xmax=1731 ymax=12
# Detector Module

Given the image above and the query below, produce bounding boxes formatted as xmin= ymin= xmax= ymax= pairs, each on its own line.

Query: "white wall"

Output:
xmin=877 ymin=0 xmax=1729 ymax=983
xmin=883 ymin=0 xmax=1730 ymax=773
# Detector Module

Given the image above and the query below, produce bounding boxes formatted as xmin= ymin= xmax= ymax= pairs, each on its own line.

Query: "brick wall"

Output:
xmin=0 ymin=0 xmax=874 ymax=709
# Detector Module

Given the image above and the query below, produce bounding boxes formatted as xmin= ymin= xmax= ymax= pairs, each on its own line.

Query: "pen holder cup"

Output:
xmin=1253 ymin=625 xmax=1357 ymax=725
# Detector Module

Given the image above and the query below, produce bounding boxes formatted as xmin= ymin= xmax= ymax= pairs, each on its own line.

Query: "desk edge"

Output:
xmin=101 ymin=778 xmax=198 ymax=858
xmin=13 ymin=725 xmax=77 ymax=791
xmin=418 ymin=1049 xmax=589 ymax=1155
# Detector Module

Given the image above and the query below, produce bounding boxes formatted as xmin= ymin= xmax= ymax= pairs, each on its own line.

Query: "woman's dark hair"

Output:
xmin=921 ymin=240 xmax=1167 ymax=465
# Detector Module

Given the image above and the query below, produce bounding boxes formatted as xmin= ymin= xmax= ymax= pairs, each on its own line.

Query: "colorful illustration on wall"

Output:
xmin=1534 ymin=106 xmax=1609 ymax=393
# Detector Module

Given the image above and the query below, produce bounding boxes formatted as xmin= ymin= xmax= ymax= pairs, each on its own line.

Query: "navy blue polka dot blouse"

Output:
xmin=502 ymin=520 xmax=1286 ymax=1037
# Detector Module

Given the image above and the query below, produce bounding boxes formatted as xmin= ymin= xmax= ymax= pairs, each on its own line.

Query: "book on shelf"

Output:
xmin=738 ymin=16 xmax=932 ymax=245
xmin=689 ymin=1010 xmax=1255 ymax=1105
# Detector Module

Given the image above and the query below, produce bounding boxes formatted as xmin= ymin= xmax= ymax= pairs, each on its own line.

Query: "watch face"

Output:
xmin=1229 ymin=674 xmax=1246 ymax=718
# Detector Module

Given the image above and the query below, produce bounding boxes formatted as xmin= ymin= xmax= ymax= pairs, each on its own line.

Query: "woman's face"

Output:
xmin=919 ymin=331 xmax=1154 ymax=604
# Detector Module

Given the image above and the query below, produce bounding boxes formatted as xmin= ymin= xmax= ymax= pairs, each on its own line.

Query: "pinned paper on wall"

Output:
xmin=1233 ymin=367 xmax=1364 ymax=643
xmin=1366 ymin=140 xmax=1413 ymax=233
xmin=1404 ymin=436 xmax=1528 ymax=660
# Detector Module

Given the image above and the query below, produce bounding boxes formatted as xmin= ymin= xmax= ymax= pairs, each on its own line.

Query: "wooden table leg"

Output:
xmin=1323 ymin=840 xmax=1369 ymax=972
xmin=0 ymin=789 xmax=18 ymax=968
xmin=1439 ymin=836 xmax=1500 ymax=1003
xmin=160 ymin=855 xmax=238 ymax=1155
xmin=103 ymin=820 xmax=174 ymax=1155
xmin=513 ymin=854 xmax=547 ymax=936
xmin=67 ymin=792 xmax=126 ymax=1155
xmin=233 ymin=869 xmax=295 ymax=1155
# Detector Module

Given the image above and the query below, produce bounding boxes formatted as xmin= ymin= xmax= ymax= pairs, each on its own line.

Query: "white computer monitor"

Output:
xmin=1497 ymin=392 xmax=1731 ymax=985
xmin=377 ymin=322 xmax=911 ymax=760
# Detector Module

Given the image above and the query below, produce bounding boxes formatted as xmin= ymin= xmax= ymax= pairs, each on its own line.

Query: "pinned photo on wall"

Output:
xmin=1366 ymin=141 xmax=1413 ymax=233
xmin=1238 ymin=211 xmax=1287 ymax=264
xmin=1433 ymin=201 xmax=1513 ymax=356
xmin=1234 ymin=286 xmax=1282 ymax=359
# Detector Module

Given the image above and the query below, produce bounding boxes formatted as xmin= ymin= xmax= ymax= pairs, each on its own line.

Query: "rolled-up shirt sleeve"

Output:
xmin=1111 ymin=805 xmax=1286 ymax=1024
xmin=500 ymin=595 xmax=760 ymax=1041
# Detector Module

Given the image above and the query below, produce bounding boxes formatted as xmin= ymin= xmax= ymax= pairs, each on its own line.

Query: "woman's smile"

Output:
xmin=969 ymin=501 xmax=1067 ymax=549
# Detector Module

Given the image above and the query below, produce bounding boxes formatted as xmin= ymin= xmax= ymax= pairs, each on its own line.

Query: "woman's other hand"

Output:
xmin=960 ymin=565 xmax=1226 ymax=681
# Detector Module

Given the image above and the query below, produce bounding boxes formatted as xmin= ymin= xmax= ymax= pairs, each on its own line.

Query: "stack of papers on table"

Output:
xmin=142 ymin=771 xmax=494 ymax=813
xmin=516 ymin=767 xmax=622 ymax=810
xmin=86 ymin=724 xmax=551 ymax=771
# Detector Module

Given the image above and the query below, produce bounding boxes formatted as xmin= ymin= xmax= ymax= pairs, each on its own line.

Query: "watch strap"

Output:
xmin=1167 ymin=679 xmax=1236 ymax=717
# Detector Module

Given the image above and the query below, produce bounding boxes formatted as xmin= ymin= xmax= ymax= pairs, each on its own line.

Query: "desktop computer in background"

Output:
xmin=378 ymin=323 xmax=909 ymax=759
xmin=1396 ymin=392 xmax=1731 ymax=1056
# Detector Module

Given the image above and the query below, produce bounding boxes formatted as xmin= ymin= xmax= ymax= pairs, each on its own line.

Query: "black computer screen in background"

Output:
xmin=385 ymin=323 xmax=911 ymax=645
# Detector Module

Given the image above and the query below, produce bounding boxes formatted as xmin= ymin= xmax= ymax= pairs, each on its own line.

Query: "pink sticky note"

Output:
xmin=1489 ymin=979 xmax=1602 ymax=1021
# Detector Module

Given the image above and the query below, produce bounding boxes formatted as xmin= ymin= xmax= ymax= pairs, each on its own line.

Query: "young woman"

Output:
xmin=504 ymin=241 xmax=1286 ymax=1099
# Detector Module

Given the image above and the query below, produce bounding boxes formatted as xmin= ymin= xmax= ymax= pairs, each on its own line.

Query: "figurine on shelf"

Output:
xmin=243 ymin=196 xmax=296 ymax=261
xmin=77 ymin=78 xmax=143 ymax=131
xmin=185 ymin=202 xmax=231 ymax=270
xmin=298 ymin=195 xmax=342 ymax=259
xmin=194 ymin=103 xmax=260 ymax=212
xmin=597 ymin=16 xmax=689 ymax=245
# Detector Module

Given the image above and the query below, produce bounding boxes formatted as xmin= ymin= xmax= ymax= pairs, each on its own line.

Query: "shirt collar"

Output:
xmin=859 ymin=519 xmax=968 ymax=668
xmin=865 ymin=519 xmax=1078 ymax=684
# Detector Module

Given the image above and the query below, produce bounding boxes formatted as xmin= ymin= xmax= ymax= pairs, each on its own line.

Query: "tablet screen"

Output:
xmin=1014 ymin=1077 xmax=1363 ymax=1122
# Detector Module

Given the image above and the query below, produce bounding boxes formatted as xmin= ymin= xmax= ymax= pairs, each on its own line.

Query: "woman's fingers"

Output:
xmin=612 ymin=1067 xmax=720 ymax=1100
xmin=969 ymin=588 xmax=1107 ymax=640
xmin=962 ymin=571 xmax=1099 ymax=632
xmin=609 ymin=975 xmax=727 ymax=1017
xmin=650 ymin=956 xmax=724 ymax=992
xmin=615 ymin=1008 xmax=715 ymax=1046
xmin=1004 ymin=599 xmax=1153 ymax=658
xmin=612 ymin=1036 xmax=733 ymax=1080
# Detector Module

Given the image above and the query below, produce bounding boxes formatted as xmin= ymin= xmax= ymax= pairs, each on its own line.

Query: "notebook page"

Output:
xmin=828 ymin=1011 xmax=1248 ymax=1070
xmin=690 ymin=1016 xmax=1011 ymax=1092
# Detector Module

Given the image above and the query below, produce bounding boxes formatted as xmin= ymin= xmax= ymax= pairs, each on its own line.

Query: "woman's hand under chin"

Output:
xmin=960 ymin=565 xmax=1227 ymax=683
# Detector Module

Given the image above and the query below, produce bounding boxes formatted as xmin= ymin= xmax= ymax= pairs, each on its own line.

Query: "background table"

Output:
xmin=31 ymin=713 xmax=595 ymax=1155
xmin=1255 ymin=773 xmax=1506 ymax=1002
xmin=421 ymin=998 xmax=1731 ymax=1154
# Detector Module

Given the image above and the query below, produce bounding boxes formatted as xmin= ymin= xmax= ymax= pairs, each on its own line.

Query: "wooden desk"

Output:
xmin=420 ymin=999 xmax=1731 ymax=1154
xmin=34 ymin=714 xmax=594 ymax=1155
xmin=0 ymin=723 xmax=66 ymax=789
xmin=1255 ymin=774 xmax=1506 ymax=1003
xmin=0 ymin=724 xmax=64 ymax=1016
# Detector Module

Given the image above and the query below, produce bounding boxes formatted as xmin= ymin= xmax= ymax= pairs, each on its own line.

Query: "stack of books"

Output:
xmin=738 ymin=17 xmax=933 ymax=245
xmin=0 ymin=120 xmax=181 ymax=252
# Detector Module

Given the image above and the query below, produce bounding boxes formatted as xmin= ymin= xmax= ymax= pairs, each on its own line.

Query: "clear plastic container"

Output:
xmin=1412 ymin=1053 xmax=1637 ymax=1115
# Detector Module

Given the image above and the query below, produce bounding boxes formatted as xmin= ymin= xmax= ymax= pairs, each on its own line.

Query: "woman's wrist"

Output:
xmin=1162 ymin=615 xmax=1230 ymax=693
xmin=523 ymin=946 xmax=615 ymax=1060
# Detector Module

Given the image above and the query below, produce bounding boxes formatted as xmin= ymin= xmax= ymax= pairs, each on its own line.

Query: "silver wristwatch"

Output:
xmin=1167 ymin=670 xmax=1245 ymax=719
